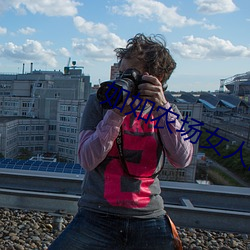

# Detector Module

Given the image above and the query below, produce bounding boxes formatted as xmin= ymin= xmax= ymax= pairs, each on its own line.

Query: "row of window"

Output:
xmin=0 ymin=92 xmax=11 ymax=96
xmin=0 ymin=84 xmax=11 ymax=89
xmin=5 ymin=136 xmax=45 ymax=146
xmin=0 ymin=101 xmax=19 ymax=107
xmin=58 ymin=146 xmax=74 ymax=155
xmin=59 ymin=115 xmax=77 ymax=123
xmin=19 ymin=146 xmax=44 ymax=152
xmin=22 ymin=102 xmax=35 ymax=108
xmin=49 ymin=125 xmax=57 ymax=131
xmin=48 ymin=135 xmax=56 ymax=140
xmin=182 ymin=110 xmax=192 ymax=117
xmin=19 ymin=125 xmax=45 ymax=131
xmin=59 ymin=125 xmax=77 ymax=134
xmin=0 ymin=110 xmax=19 ymax=116
xmin=58 ymin=136 xmax=76 ymax=144
xmin=60 ymin=104 xmax=78 ymax=112
xmin=6 ymin=127 xmax=18 ymax=135
xmin=6 ymin=137 xmax=17 ymax=146
xmin=5 ymin=124 xmax=75 ymax=135
xmin=19 ymin=136 xmax=44 ymax=141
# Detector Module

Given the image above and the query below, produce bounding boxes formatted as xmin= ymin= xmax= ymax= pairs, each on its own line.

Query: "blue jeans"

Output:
xmin=48 ymin=208 xmax=175 ymax=250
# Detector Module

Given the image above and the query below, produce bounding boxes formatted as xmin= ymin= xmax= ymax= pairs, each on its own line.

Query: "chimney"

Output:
xmin=22 ymin=63 xmax=25 ymax=74
xmin=30 ymin=62 xmax=33 ymax=73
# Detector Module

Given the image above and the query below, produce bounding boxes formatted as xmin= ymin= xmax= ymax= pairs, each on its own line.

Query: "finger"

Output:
xmin=142 ymin=75 xmax=161 ymax=86
xmin=126 ymin=97 xmax=132 ymax=105
xmin=138 ymin=83 xmax=155 ymax=90
xmin=139 ymin=87 xmax=162 ymax=97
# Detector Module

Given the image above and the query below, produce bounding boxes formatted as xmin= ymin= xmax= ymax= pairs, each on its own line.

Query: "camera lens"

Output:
xmin=97 ymin=79 xmax=134 ymax=109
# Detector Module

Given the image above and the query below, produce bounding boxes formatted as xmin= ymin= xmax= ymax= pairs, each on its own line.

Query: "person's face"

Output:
xmin=118 ymin=58 xmax=163 ymax=82
xmin=118 ymin=58 xmax=144 ymax=76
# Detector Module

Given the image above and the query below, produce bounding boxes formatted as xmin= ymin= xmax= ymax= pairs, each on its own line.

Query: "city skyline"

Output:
xmin=0 ymin=0 xmax=249 ymax=92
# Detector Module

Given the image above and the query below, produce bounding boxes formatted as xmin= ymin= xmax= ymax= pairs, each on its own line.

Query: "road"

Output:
xmin=207 ymin=158 xmax=250 ymax=187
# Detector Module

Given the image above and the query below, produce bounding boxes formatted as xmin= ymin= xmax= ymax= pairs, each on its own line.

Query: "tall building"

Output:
xmin=0 ymin=62 xmax=90 ymax=162
xmin=110 ymin=63 xmax=119 ymax=80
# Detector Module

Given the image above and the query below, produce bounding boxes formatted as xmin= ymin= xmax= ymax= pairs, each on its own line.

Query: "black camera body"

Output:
xmin=97 ymin=68 xmax=144 ymax=109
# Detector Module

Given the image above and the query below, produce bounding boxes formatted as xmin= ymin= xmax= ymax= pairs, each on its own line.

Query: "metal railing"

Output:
xmin=0 ymin=170 xmax=249 ymax=234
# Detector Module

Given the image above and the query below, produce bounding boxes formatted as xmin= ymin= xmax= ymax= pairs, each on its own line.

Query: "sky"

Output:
xmin=0 ymin=0 xmax=249 ymax=92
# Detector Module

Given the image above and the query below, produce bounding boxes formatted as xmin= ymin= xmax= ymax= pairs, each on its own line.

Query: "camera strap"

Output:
xmin=116 ymin=127 xmax=164 ymax=179
xmin=116 ymin=128 xmax=132 ymax=177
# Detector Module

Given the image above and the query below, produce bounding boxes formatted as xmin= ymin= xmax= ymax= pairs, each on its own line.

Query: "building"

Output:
xmin=215 ymin=93 xmax=249 ymax=113
xmin=0 ymin=117 xmax=48 ymax=159
xmin=159 ymin=102 xmax=203 ymax=183
xmin=220 ymin=71 xmax=250 ymax=101
xmin=178 ymin=92 xmax=249 ymax=115
xmin=110 ymin=63 xmax=119 ymax=80
xmin=0 ymin=62 xmax=90 ymax=162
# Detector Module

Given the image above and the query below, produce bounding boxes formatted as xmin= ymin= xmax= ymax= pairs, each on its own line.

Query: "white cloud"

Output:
xmin=201 ymin=19 xmax=219 ymax=30
xmin=171 ymin=36 xmax=250 ymax=59
xmin=0 ymin=0 xmax=81 ymax=16
xmin=0 ymin=39 xmax=57 ymax=67
xmin=59 ymin=47 xmax=70 ymax=57
xmin=110 ymin=0 xmax=204 ymax=32
xmin=73 ymin=16 xmax=109 ymax=36
xmin=18 ymin=27 xmax=36 ymax=35
xmin=72 ymin=16 xmax=126 ymax=61
xmin=194 ymin=0 xmax=238 ymax=15
xmin=72 ymin=37 xmax=116 ymax=62
xmin=0 ymin=26 xmax=7 ymax=35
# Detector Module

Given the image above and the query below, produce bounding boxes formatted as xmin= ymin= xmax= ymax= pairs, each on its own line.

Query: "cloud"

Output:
xmin=18 ymin=27 xmax=36 ymax=35
xmin=0 ymin=39 xmax=57 ymax=67
xmin=201 ymin=19 xmax=219 ymax=30
xmin=59 ymin=47 xmax=70 ymax=57
xmin=110 ymin=0 xmax=204 ymax=32
xmin=194 ymin=0 xmax=238 ymax=15
xmin=0 ymin=26 xmax=7 ymax=35
xmin=73 ymin=16 xmax=109 ymax=36
xmin=72 ymin=16 xmax=126 ymax=61
xmin=0 ymin=0 xmax=81 ymax=16
xmin=171 ymin=36 xmax=250 ymax=59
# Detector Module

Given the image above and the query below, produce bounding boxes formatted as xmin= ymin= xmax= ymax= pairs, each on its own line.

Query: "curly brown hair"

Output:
xmin=114 ymin=33 xmax=176 ymax=86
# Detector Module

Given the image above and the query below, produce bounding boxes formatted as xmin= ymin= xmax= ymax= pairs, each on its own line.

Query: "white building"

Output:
xmin=0 ymin=63 xmax=90 ymax=162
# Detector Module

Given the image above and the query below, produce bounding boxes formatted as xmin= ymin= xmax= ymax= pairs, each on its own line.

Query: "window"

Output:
xmin=49 ymin=125 xmax=56 ymax=131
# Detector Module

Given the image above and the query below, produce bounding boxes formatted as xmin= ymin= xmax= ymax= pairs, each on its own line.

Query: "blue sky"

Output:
xmin=0 ymin=0 xmax=249 ymax=92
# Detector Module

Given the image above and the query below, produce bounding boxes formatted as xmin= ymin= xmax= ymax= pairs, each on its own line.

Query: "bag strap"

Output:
xmin=165 ymin=214 xmax=183 ymax=250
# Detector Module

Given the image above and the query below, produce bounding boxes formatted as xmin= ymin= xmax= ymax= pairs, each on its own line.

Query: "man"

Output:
xmin=49 ymin=33 xmax=193 ymax=250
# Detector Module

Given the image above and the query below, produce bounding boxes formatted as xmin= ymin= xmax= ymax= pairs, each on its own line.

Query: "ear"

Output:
xmin=158 ymin=74 xmax=164 ymax=82
xmin=158 ymin=75 xmax=168 ymax=90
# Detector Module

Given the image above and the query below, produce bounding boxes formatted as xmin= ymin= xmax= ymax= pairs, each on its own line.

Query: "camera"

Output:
xmin=97 ymin=68 xmax=144 ymax=109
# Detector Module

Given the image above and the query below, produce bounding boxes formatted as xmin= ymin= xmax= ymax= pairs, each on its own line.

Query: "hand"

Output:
xmin=113 ymin=97 xmax=141 ymax=117
xmin=138 ymin=73 xmax=167 ymax=108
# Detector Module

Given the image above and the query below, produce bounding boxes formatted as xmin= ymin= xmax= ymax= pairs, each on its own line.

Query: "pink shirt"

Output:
xmin=78 ymin=102 xmax=193 ymax=172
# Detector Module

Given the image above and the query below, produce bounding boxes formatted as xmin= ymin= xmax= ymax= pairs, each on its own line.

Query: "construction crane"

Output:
xmin=67 ymin=57 xmax=71 ymax=67
xmin=64 ymin=57 xmax=84 ymax=72
xmin=64 ymin=57 xmax=71 ymax=74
